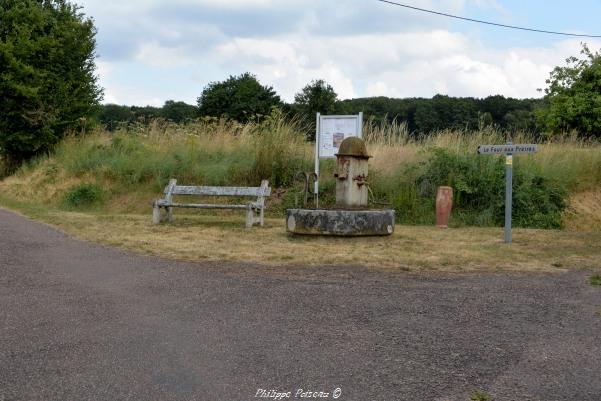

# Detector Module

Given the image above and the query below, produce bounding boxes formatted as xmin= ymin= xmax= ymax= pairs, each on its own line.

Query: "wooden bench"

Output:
xmin=152 ymin=179 xmax=271 ymax=228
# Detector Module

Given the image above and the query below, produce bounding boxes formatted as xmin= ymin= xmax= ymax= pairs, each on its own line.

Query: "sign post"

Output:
xmin=314 ymin=112 xmax=363 ymax=207
xmin=477 ymin=142 xmax=538 ymax=243
xmin=504 ymin=144 xmax=513 ymax=243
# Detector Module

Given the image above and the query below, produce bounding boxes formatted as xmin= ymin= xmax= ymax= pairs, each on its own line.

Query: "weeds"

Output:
xmin=588 ymin=273 xmax=601 ymax=286
xmin=63 ymin=183 xmax=104 ymax=208
xmin=470 ymin=390 xmax=492 ymax=401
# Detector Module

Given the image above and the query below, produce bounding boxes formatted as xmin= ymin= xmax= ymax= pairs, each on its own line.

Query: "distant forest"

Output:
xmin=98 ymin=95 xmax=543 ymax=135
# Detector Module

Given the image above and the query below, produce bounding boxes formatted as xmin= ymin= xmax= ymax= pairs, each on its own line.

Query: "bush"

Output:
xmin=63 ymin=183 xmax=104 ymax=208
xmin=409 ymin=147 xmax=568 ymax=228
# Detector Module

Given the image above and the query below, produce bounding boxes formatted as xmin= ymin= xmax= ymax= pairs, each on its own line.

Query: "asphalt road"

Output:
xmin=1 ymin=208 xmax=600 ymax=401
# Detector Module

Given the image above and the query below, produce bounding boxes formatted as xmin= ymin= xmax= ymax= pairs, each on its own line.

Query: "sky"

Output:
xmin=76 ymin=0 xmax=601 ymax=106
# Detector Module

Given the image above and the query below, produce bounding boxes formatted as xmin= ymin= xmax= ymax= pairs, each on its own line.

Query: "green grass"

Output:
xmin=63 ymin=183 xmax=104 ymax=208
xmin=470 ymin=390 xmax=492 ymax=401
xmin=589 ymin=274 xmax=601 ymax=286
xmin=2 ymin=114 xmax=601 ymax=229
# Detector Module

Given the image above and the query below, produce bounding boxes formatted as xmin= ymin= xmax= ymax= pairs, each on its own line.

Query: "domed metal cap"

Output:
xmin=336 ymin=137 xmax=371 ymax=159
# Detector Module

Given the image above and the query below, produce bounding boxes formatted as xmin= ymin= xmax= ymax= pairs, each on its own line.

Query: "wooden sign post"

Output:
xmin=477 ymin=142 xmax=538 ymax=243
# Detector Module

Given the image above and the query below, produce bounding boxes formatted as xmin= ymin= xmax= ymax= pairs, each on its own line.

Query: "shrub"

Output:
xmin=63 ymin=183 xmax=104 ymax=208
xmin=589 ymin=273 xmax=601 ymax=286
xmin=412 ymin=147 xmax=568 ymax=228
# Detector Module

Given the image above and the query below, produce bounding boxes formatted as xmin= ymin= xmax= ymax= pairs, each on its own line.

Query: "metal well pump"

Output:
xmin=334 ymin=137 xmax=370 ymax=208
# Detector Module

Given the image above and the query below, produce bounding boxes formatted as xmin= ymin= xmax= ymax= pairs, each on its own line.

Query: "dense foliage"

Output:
xmin=337 ymin=95 xmax=542 ymax=135
xmin=98 ymin=101 xmax=197 ymax=129
xmin=411 ymin=148 xmax=567 ymax=228
xmin=0 ymin=0 xmax=102 ymax=167
xmin=292 ymin=79 xmax=338 ymax=139
xmin=197 ymin=73 xmax=282 ymax=123
xmin=539 ymin=44 xmax=601 ymax=137
xmin=98 ymin=93 xmax=542 ymax=138
xmin=63 ymin=182 xmax=103 ymax=208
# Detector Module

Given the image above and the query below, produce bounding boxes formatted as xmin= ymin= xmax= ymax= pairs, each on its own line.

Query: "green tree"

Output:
xmin=0 ymin=0 xmax=102 ymax=168
xmin=161 ymin=100 xmax=198 ymax=123
xmin=130 ymin=105 xmax=161 ymax=123
xmin=414 ymin=101 xmax=439 ymax=133
xmin=294 ymin=79 xmax=338 ymax=116
xmin=539 ymin=44 xmax=601 ymax=137
xmin=98 ymin=104 xmax=133 ymax=130
xmin=197 ymin=73 xmax=281 ymax=123
xmin=293 ymin=79 xmax=339 ymax=140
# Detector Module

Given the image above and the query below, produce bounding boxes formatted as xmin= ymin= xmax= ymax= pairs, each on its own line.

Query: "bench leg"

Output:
xmin=246 ymin=206 xmax=254 ymax=229
xmin=259 ymin=207 xmax=264 ymax=227
xmin=152 ymin=203 xmax=161 ymax=224
xmin=167 ymin=207 xmax=173 ymax=223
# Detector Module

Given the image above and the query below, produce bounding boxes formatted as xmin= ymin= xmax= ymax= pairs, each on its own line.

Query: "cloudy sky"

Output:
xmin=76 ymin=0 xmax=601 ymax=106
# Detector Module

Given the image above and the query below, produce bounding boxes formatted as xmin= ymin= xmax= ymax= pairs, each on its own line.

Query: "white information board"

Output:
xmin=317 ymin=114 xmax=362 ymax=158
xmin=314 ymin=113 xmax=363 ymax=202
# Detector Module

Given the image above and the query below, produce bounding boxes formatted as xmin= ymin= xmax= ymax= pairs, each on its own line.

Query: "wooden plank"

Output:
xmin=152 ymin=202 xmax=160 ymax=224
xmin=246 ymin=205 xmax=254 ymax=229
xmin=164 ymin=185 xmax=271 ymax=197
xmin=165 ymin=179 xmax=177 ymax=223
xmin=174 ymin=186 xmax=268 ymax=196
xmin=155 ymin=201 xmax=260 ymax=210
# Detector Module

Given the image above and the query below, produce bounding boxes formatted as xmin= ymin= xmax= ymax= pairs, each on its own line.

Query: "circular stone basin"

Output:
xmin=286 ymin=208 xmax=395 ymax=236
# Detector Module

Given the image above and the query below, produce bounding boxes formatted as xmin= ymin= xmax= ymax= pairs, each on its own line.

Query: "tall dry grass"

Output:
xmin=1 ymin=114 xmax=600 ymax=228
xmin=366 ymin=122 xmax=601 ymax=195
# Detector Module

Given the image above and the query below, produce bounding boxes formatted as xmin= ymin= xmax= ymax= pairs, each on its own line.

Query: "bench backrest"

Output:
xmin=163 ymin=179 xmax=271 ymax=198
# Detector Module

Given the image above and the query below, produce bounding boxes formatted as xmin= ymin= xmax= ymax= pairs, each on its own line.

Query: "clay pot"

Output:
xmin=435 ymin=186 xmax=453 ymax=228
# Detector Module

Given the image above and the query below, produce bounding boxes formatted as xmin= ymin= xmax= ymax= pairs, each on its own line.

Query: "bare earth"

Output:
xmin=1 ymin=208 xmax=600 ymax=401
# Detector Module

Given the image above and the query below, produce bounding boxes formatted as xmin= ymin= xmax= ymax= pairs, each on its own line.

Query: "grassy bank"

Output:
xmin=1 ymin=112 xmax=601 ymax=230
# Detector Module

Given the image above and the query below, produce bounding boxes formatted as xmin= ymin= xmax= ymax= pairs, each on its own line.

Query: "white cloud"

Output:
xmin=78 ymin=0 xmax=601 ymax=105
xmin=193 ymin=0 xmax=276 ymax=8
xmin=204 ymin=33 xmax=598 ymax=101
xmin=102 ymin=82 xmax=165 ymax=106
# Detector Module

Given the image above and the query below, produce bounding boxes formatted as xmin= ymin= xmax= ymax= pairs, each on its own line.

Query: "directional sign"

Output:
xmin=478 ymin=142 xmax=538 ymax=244
xmin=478 ymin=144 xmax=537 ymax=155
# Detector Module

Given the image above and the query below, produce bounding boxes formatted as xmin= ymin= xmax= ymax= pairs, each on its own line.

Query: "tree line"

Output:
xmin=98 ymin=89 xmax=542 ymax=137
xmin=96 ymin=71 xmax=544 ymax=135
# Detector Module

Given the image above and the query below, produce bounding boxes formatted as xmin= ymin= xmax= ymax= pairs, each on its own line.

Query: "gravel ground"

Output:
xmin=1 ymin=208 xmax=600 ymax=401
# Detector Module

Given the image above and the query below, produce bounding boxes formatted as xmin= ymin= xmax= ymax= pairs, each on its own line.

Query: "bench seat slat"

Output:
xmin=156 ymin=201 xmax=260 ymax=210
xmin=166 ymin=185 xmax=271 ymax=197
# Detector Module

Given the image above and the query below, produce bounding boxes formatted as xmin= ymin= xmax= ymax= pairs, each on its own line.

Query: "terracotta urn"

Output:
xmin=435 ymin=186 xmax=453 ymax=228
